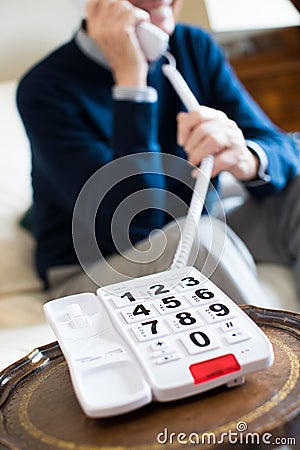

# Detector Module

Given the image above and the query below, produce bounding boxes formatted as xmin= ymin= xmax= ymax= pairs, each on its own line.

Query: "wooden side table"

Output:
xmin=0 ymin=305 xmax=300 ymax=450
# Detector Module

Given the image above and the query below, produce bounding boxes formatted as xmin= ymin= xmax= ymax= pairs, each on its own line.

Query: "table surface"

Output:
xmin=0 ymin=305 xmax=300 ymax=450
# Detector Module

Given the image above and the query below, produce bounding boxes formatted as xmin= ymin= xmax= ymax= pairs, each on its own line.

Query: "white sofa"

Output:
xmin=0 ymin=79 xmax=298 ymax=372
xmin=0 ymin=80 xmax=55 ymax=370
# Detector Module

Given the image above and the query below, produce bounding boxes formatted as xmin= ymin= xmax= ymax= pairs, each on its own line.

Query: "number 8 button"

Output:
xmin=165 ymin=311 xmax=204 ymax=332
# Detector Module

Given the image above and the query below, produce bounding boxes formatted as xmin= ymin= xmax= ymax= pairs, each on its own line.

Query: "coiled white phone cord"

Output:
xmin=162 ymin=52 xmax=215 ymax=269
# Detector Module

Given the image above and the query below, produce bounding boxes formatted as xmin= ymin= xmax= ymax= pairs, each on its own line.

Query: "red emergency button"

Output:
xmin=190 ymin=354 xmax=241 ymax=384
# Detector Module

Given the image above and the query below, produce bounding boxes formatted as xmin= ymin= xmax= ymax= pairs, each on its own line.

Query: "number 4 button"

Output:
xmin=120 ymin=303 xmax=156 ymax=323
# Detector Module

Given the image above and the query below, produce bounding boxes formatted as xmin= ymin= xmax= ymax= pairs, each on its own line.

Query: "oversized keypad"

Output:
xmin=102 ymin=267 xmax=253 ymax=366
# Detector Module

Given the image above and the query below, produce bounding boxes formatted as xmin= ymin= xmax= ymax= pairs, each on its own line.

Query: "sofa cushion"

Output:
xmin=0 ymin=80 xmax=44 ymax=327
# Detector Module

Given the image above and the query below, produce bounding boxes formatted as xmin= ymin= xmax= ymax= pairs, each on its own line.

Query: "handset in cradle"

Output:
xmin=44 ymin=293 xmax=152 ymax=418
xmin=136 ymin=22 xmax=169 ymax=61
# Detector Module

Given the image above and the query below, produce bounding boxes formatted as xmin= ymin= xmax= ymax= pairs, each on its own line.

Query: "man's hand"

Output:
xmin=86 ymin=0 xmax=150 ymax=87
xmin=177 ymin=107 xmax=259 ymax=181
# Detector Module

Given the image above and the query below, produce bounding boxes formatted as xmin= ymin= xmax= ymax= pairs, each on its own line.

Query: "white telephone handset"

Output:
xmin=136 ymin=22 xmax=169 ymax=61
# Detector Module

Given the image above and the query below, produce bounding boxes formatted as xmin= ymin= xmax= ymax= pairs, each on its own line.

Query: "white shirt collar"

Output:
xmin=74 ymin=27 xmax=110 ymax=69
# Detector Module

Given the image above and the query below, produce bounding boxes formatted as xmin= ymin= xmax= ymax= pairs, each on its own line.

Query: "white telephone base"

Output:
xmin=44 ymin=266 xmax=274 ymax=418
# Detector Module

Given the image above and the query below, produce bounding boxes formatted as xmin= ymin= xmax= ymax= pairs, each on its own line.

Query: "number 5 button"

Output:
xmin=151 ymin=296 xmax=189 ymax=315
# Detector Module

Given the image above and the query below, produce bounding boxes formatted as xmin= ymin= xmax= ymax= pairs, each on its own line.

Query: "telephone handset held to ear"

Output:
xmin=136 ymin=22 xmax=169 ymax=61
xmin=76 ymin=0 xmax=169 ymax=61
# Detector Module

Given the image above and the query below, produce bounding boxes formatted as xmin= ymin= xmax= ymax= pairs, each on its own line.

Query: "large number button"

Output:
xmin=198 ymin=301 xmax=234 ymax=324
xmin=145 ymin=283 xmax=172 ymax=298
xmin=176 ymin=275 xmax=202 ymax=291
xmin=184 ymin=286 xmax=215 ymax=306
xmin=120 ymin=303 xmax=156 ymax=323
xmin=110 ymin=293 xmax=141 ymax=308
xmin=165 ymin=311 xmax=203 ymax=333
xmin=130 ymin=319 xmax=170 ymax=342
xmin=180 ymin=329 xmax=220 ymax=355
xmin=151 ymin=296 xmax=189 ymax=315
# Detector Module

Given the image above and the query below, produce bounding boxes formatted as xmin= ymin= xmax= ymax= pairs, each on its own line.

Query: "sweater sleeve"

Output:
xmin=193 ymin=29 xmax=300 ymax=196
